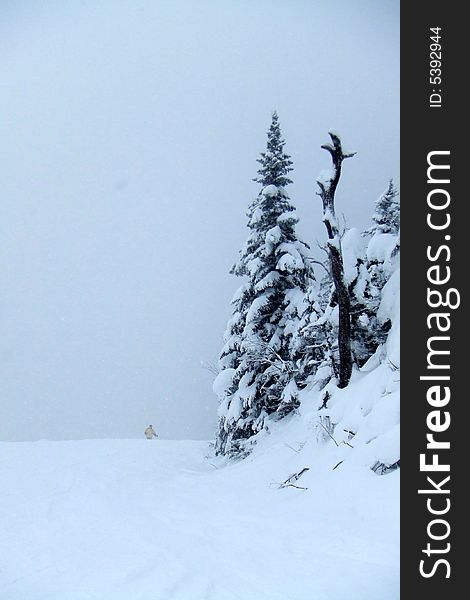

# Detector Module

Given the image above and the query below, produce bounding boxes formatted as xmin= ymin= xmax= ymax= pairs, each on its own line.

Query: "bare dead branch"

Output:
xmin=284 ymin=443 xmax=300 ymax=454
xmin=306 ymin=258 xmax=330 ymax=275
xmin=282 ymin=483 xmax=308 ymax=490
xmin=319 ymin=420 xmax=354 ymax=449
xmin=318 ymin=421 xmax=339 ymax=446
xmin=276 ymin=466 xmax=310 ymax=489
xmin=284 ymin=441 xmax=307 ymax=454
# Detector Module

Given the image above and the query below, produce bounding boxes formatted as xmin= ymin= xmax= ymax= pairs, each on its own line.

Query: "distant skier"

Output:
xmin=144 ymin=424 xmax=158 ymax=440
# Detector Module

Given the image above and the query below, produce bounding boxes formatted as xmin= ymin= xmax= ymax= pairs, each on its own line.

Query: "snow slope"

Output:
xmin=0 ymin=433 xmax=398 ymax=600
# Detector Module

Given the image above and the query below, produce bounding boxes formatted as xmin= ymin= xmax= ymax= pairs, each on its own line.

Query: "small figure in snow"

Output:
xmin=144 ymin=424 xmax=158 ymax=440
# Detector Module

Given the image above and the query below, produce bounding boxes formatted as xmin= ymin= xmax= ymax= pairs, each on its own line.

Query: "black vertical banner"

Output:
xmin=401 ymin=2 xmax=465 ymax=597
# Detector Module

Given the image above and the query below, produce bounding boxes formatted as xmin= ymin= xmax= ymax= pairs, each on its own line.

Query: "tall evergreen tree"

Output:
xmin=367 ymin=179 xmax=400 ymax=235
xmin=214 ymin=112 xmax=314 ymax=457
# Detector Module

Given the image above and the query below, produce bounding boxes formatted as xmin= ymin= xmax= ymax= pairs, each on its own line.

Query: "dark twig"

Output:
xmin=318 ymin=421 xmax=339 ymax=446
xmin=275 ymin=467 xmax=310 ymax=490
xmin=319 ymin=421 xmax=354 ymax=449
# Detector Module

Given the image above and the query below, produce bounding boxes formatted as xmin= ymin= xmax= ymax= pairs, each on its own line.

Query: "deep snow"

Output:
xmin=0 ymin=425 xmax=398 ymax=600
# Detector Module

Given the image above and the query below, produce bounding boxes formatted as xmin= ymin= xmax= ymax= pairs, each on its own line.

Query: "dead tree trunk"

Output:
xmin=317 ymin=131 xmax=355 ymax=388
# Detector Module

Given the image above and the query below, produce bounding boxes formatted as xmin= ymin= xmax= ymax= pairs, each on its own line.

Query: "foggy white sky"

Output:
xmin=0 ymin=0 xmax=399 ymax=441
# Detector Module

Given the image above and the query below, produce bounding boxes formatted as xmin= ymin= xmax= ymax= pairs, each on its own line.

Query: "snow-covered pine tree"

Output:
xmin=213 ymin=112 xmax=314 ymax=457
xmin=289 ymin=276 xmax=330 ymax=387
xmin=366 ymin=179 xmax=400 ymax=235
xmin=349 ymin=182 xmax=400 ymax=365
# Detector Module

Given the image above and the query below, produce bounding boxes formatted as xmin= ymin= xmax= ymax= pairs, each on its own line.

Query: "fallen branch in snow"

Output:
xmin=318 ymin=421 xmax=354 ymax=448
xmin=284 ymin=441 xmax=306 ymax=454
xmin=343 ymin=429 xmax=356 ymax=443
xmin=318 ymin=419 xmax=336 ymax=443
xmin=282 ymin=483 xmax=308 ymax=490
xmin=284 ymin=444 xmax=301 ymax=454
xmin=276 ymin=467 xmax=310 ymax=490
xmin=371 ymin=460 xmax=400 ymax=475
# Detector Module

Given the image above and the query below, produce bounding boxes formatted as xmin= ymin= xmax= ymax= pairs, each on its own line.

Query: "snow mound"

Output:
xmin=367 ymin=233 xmax=398 ymax=266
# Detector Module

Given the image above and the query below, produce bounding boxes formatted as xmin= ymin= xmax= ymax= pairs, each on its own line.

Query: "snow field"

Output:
xmin=0 ymin=428 xmax=398 ymax=600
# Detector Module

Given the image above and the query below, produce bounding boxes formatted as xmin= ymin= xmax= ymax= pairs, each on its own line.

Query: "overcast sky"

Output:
xmin=0 ymin=0 xmax=399 ymax=441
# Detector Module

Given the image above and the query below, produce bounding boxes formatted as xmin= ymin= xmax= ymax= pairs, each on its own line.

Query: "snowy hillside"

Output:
xmin=1 ymin=430 xmax=398 ymax=599
xmin=1 ymin=231 xmax=400 ymax=600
